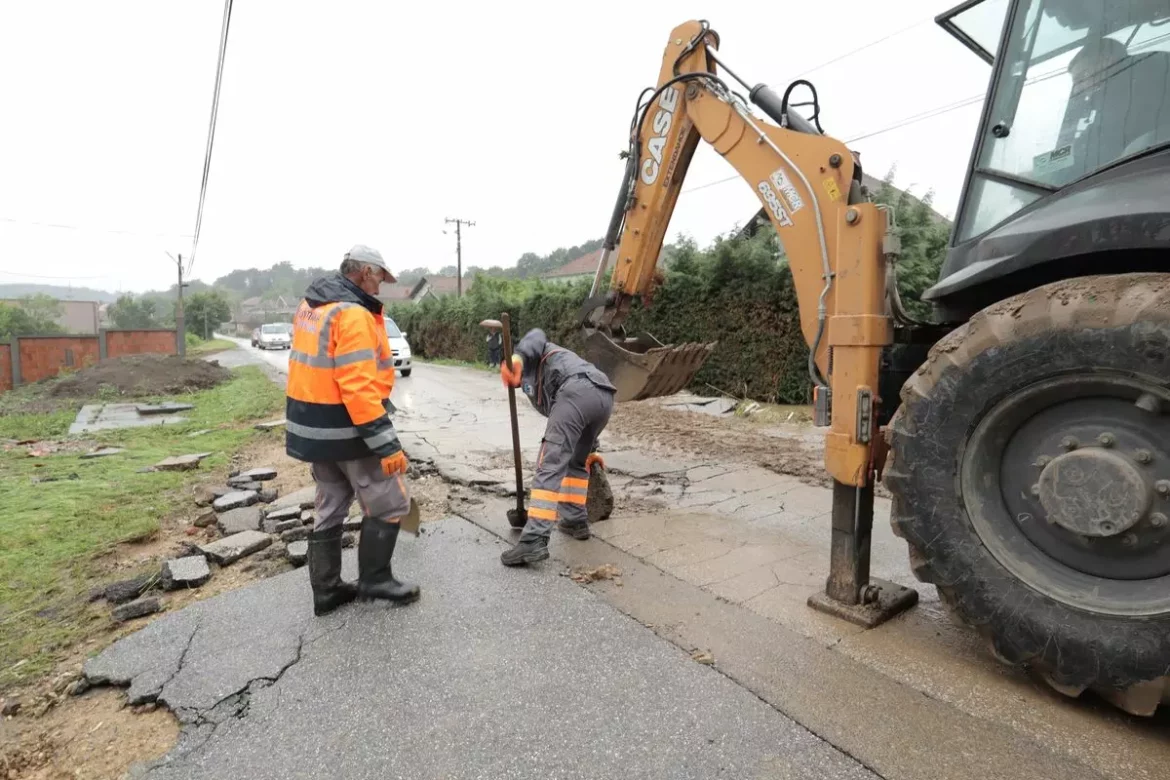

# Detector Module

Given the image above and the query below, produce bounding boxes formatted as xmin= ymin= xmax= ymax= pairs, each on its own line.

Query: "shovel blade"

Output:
xmin=584 ymin=329 xmax=715 ymax=402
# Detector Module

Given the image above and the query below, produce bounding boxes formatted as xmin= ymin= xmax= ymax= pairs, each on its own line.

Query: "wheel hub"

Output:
xmin=962 ymin=373 xmax=1170 ymax=615
xmin=1036 ymin=449 xmax=1150 ymax=537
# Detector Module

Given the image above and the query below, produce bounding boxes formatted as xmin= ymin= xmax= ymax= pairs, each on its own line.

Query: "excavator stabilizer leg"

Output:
xmin=807 ymin=480 xmax=918 ymax=628
xmin=583 ymin=329 xmax=715 ymax=403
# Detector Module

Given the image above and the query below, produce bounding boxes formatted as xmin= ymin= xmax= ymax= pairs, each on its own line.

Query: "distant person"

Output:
xmin=286 ymin=244 xmax=420 ymax=616
xmin=486 ymin=328 xmax=502 ymax=368
xmin=498 ymin=328 xmax=616 ymax=566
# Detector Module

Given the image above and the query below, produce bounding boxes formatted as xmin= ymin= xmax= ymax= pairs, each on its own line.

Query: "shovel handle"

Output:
xmin=501 ymin=313 xmax=525 ymax=516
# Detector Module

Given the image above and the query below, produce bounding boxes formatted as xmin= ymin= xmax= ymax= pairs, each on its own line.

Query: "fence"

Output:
xmin=0 ymin=328 xmax=179 ymax=393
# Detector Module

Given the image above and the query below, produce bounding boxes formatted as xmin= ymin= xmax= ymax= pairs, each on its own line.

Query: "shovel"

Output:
xmin=399 ymin=497 xmax=421 ymax=536
xmin=483 ymin=315 xmax=528 ymax=530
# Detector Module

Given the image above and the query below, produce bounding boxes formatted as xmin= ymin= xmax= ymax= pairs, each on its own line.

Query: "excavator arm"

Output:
xmin=582 ymin=19 xmax=896 ymax=491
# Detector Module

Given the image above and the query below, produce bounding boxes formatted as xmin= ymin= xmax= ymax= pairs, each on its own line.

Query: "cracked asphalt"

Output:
xmin=87 ymin=519 xmax=876 ymax=779
xmin=92 ymin=339 xmax=1169 ymax=780
xmin=82 ymin=339 xmax=885 ymax=778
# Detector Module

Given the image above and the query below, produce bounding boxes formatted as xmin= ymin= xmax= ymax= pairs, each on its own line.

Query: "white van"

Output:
xmin=384 ymin=316 xmax=412 ymax=377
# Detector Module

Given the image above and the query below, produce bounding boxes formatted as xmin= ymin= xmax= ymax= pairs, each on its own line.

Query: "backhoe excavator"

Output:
xmin=580 ymin=2 xmax=1170 ymax=716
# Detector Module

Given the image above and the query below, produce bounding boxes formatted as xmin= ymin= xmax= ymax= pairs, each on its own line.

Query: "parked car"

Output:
xmin=256 ymin=322 xmax=292 ymax=350
xmin=385 ymin=317 xmax=412 ymax=377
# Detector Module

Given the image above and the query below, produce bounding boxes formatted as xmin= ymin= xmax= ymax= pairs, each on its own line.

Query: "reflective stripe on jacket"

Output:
xmin=285 ymin=273 xmax=401 ymax=463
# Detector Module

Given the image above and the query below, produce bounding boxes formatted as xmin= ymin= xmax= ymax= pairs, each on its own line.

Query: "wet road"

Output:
xmin=203 ymin=336 xmax=1170 ymax=780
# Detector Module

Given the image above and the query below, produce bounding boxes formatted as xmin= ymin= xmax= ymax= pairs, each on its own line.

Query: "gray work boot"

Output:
xmin=307 ymin=526 xmax=357 ymax=616
xmin=557 ymin=522 xmax=591 ymax=541
xmin=500 ymin=536 xmax=550 ymax=566
xmin=357 ymin=517 xmax=420 ymax=605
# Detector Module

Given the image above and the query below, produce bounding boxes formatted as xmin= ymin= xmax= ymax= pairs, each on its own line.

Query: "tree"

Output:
xmin=0 ymin=298 xmax=65 ymax=340
xmin=15 ymin=294 xmax=64 ymax=331
xmin=395 ymin=266 xmax=431 ymax=285
xmin=437 ymin=265 xmax=458 ymax=277
xmin=184 ymin=291 xmax=233 ymax=338
xmin=108 ymin=295 xmax=159 ymax=329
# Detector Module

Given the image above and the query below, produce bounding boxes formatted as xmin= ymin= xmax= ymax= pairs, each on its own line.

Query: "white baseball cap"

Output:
xmin=344 ymin=244 xmax=396 ymax=283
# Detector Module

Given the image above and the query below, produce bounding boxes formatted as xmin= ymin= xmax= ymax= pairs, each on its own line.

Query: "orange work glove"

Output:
xmin=500 ymin=356 xmax=523 ymax=389
xmin=381 ymin=451 xmax=409 ymax=476
xmin=586 ymin=452 xmax=605 ymax=472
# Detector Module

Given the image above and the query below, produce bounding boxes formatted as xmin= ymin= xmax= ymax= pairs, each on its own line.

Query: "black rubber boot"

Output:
xmin=307 ymin=526 xmax=357 ymax=616
xmin=557 ymin=522 xmax=591 ymax=541
xmin=500 ymin=536 xmax=550 ymax=566
xmin=357 ymin=516 xmax=420 ymax=605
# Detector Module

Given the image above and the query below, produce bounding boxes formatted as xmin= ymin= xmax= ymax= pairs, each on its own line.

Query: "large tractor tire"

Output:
xmin=885 ymin=274 xmax=1170 ymax=716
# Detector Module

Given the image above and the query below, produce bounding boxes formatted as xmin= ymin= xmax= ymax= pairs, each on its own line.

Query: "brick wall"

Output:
xmin=106 ymin=329 xmax=177 ymax=358
xmin=0 ymin=344 xmax=11 ymax=392
xmin=0 ymin=329 xmax=178 ymax=391
xmin=19 ymin=336 xmax=100 ymax=383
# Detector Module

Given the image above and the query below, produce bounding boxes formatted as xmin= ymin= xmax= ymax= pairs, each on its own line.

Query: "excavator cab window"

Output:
xmin=938 ymin=0 xmax=1012 ymax=63
xmin=951 ymin=0 xmax=1170 ymax=242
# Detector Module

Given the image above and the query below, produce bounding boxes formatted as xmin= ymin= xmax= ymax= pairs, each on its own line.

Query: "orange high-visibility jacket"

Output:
xmin=285 ymin=273 xmax=401 ymax=463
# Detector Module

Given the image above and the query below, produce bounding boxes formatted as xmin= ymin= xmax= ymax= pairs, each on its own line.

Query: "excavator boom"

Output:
xmin=584 ymin=20 xmax=894 ymax=492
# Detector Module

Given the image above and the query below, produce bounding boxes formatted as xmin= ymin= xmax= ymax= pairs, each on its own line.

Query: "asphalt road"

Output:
xmin=89 ymin=519 xmax=875 ymax=779
xmin=167 ymin=337 xmax=1170 ymax=780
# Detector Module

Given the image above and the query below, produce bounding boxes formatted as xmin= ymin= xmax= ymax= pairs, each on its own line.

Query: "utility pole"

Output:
xmin=444 ymin=217 xmax=475 ymax=297
xmin=167 ymin=252 xmax=189 ymax=356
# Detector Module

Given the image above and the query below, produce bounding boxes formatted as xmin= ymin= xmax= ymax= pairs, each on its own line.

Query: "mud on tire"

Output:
xmin=885 ymin=273 xmax=1170 ymax=715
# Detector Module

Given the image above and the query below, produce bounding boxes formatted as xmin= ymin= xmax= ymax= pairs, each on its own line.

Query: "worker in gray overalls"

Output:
xmin=499 ymin=327 xmax=615 ymax=566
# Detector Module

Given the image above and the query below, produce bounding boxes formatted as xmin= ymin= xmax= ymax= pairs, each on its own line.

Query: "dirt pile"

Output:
xmin=48 ymin=355 xmax=231 ymax=399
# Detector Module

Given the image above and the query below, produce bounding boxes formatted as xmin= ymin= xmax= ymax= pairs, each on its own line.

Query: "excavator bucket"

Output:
xmin=583 ymin=329 xmax=716 ymax=402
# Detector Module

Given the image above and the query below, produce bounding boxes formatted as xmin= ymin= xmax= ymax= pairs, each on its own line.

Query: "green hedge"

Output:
xmin=388 ymin=230 xmax=813 ymax=403
xmin=389 ymin=179 xmax=948 ymax=405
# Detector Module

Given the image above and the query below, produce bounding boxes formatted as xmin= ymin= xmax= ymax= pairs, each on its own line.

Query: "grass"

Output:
xmin=0 ymin=366 xmax=283 ymax=688
xmin=188 ymin=337 xmax=236 ymax=356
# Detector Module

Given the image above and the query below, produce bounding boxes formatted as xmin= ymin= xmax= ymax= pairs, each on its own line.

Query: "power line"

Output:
xmin=790 ymin=16 xmax=936 ymax=81
xmin=187 ymin=0 xmax=234 ymax=278
xmin=680 ymin=60 xmax=1080 ymax=195
xmin=0 ymin=268 xmax=116 ymax=281
xmin=0 ymin=216 xmax=192 ymax=240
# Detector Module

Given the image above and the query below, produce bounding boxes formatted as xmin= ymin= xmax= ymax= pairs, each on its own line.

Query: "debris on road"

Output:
xmin=280 ymin=526 xmax=309 ymax=543
xmin=160 ymin=556 xmax=211 ymax=590
xmin=193 ymin=508 xmax=218 ymax=528
xmin=285 ymin=540 xmax=308 ymax=566
xmin=155 ymin=452 xmax=213 ymax=472
xmin=273 ymin=519 xmax=301 ymax=533
xmin=268 ymin=485 xmax=316 ymax=511
xmin=254 ymin=419 xmax=287 ymax=430
xmin=103 ymin=575 xmax=156 ymax=605
xmin=691 ymin=650 xmax=715 ymax=666
xmin=236 ymin=466 xmax=278 ymax=482
xmin=265 ymin=505 xmax=302 ymax=522
xmin=112 ymin=597 xmax=162 ymax=623
xmin=216 ymin=506 xmax=263 ymax=535
xmin=194 ymin=484 xmax=233 ymax=507
xmin=212 ymin=489 xmax=260 ymax=512
xmin=200 ymin=530 xmax=272 ymax=565
xmin=569 ymin=564 xmax=622 ymax=584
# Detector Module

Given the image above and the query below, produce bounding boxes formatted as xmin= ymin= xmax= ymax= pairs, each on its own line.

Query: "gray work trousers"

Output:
xmin=521 ymin=378 xmax=615 ymax=542
xmin=311 ymin=456 xmax=410 ymax=531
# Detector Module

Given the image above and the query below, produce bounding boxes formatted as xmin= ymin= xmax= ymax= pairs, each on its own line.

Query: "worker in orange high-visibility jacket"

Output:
xmin=286 ymin=245 xmax=419 ymax=616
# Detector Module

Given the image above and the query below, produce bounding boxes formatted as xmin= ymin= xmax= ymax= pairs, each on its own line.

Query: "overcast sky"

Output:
xmin=0 ymin=1 xmax=996 ymax=293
